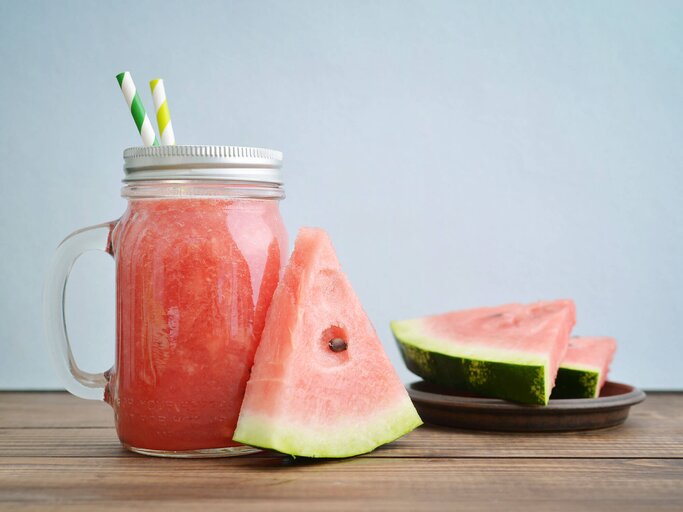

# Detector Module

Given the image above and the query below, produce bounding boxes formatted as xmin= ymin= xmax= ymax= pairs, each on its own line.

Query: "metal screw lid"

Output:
xmin=123 ymin=145 xmax=283 ymax=184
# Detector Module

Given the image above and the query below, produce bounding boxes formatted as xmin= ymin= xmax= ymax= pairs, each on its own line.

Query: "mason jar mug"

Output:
xmin=44 ymin=146 xmax=288 ymax=457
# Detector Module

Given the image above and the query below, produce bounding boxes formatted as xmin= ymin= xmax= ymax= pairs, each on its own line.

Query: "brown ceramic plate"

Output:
xmin=407 ymin=380 xmax=646 ymax=432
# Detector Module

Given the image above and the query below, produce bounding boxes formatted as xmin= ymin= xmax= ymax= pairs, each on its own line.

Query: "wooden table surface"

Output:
xmin=1 ymin=392 xmax=681 ymax=511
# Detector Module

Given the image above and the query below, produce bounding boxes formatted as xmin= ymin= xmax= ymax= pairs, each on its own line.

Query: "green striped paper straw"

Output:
xmin=116 ymin=72 xmax=159 ymax=147
xmin=150 ymin=79 xmax=176 ymax=146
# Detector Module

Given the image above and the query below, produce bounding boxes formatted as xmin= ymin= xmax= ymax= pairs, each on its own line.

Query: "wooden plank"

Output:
xmin=1 ymin=393 xmax=682 ymax=460
xmin=381 ymin=412 xmax=683 ymax=458
xmin=0 ymin=457 xmax=681 ymax=511
xmin=0 ymin=393 xmax=681 ymax=458
xmin=2 ymin=391 xmax=681 ymax=431
xmin=0 ymin=428 xmax=271 ymax=459
xmin=0 ymin=428 xmax=127 ymax=458
xmin=1 ymin=415 xmax=681 ymax=459
xmin=0 ymin=392 xmax=112 ymax=428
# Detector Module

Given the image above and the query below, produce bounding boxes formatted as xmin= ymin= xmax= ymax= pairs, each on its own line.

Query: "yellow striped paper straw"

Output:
xmin=116 ymin=72 xmax=159 ymax=147
xmin=150 ymin=79 xmax=176 ymax=146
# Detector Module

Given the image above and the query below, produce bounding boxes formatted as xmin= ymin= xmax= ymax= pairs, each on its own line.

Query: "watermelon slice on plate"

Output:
xmin=391 ymin=300 xmax=576 ymax=405
xmin=551 ymin=336 xmax=617 ymax=399
xmin=233 ymin=228 xmax=422 ymax=458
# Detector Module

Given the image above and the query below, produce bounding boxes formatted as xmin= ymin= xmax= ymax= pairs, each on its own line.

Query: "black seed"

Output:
xmin=328 ymin=338 xmax=348 ymax=352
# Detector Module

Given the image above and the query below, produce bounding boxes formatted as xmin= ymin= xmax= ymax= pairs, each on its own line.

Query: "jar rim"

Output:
xmin=123 ymin=145 xmax=283 ymax=185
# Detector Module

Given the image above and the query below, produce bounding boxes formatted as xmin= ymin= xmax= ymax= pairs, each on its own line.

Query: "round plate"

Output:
xmin=407 ymin=380 xmax=646 ymax=432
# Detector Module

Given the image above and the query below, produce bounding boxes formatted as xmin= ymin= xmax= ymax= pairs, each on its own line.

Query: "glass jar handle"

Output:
xmin=43 ymin=221 xmax=116 ymax=400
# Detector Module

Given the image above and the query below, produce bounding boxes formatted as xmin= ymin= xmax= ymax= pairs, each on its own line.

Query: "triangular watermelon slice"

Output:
xmin=551 ymin=336 xmax=617 ymax=399
xmin=391 ymin=300 xmax=576 ymax=405
xmin=233 ymin=228 xmax=422 ymax=457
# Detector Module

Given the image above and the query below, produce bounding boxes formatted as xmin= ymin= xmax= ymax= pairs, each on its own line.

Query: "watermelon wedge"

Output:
xmin=233 ymin=228 xmax=422 ymax=457
xmin=391 ymin=300 xmax=576 ymax=405
xmin=551 ymin=337 xmax=617 ymax=399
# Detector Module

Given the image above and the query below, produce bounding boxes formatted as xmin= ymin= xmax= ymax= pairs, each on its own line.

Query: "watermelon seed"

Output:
xmin=328 ymin=338 xmax=348 ymax=352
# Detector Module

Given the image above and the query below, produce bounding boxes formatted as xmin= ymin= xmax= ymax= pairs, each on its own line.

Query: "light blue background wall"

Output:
xmin=1 ymin=0 xmax=681 ymax=390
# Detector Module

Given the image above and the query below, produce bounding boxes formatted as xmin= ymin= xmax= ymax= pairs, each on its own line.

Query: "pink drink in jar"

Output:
xmin=45 ymin=146 xmax=287 ymax=456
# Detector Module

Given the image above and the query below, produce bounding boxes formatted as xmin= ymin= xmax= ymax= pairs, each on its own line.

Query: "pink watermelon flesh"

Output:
xmin=392 ymin=300 xmax=576 ymax=404
xmin=233 ymin=227 xmax=422 ymax=457
xmin=551 ymin=336 xmax=617 ymax=399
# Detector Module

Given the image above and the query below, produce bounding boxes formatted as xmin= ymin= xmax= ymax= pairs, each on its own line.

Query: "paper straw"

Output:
xmin=116 ymin=72 xmax=159 ymax=147
xmin=150 ymin=79 xmax=176 ymax=146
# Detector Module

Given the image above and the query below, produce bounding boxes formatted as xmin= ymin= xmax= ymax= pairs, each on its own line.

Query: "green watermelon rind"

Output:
xmin=232 ymin=395 xmax=422 ymax=458
xmin=551 ymin=365 xmax=601 ymax=399
xmin=391 ymin=320 xmax=551 ymax=405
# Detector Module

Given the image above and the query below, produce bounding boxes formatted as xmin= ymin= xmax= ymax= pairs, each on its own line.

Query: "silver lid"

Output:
xmin=123 ymin=145 xmax=283 ymax=184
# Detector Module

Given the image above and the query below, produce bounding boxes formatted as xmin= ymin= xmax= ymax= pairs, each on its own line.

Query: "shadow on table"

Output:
xmin=211 ymin=448 xmax=382 ymax=470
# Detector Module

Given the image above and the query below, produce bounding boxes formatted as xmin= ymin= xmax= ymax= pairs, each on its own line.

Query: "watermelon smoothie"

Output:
xmin=105 ymin=194 xmax=287 ymax=454
xmin=44 ymin=146 xmax=287 ymax=457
